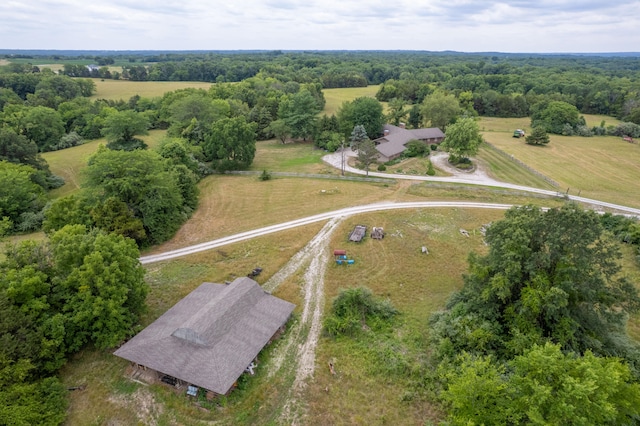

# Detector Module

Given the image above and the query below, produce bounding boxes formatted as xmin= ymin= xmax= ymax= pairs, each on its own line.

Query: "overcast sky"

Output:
xmin=2 ymin=1 xmax=639 ymax=53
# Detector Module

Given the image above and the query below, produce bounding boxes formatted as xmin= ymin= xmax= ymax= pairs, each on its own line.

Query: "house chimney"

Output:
xmin=384 ymin=129 xmax=390 ymax=137
xmin=399 ymin=122 xmax=406 ymax=129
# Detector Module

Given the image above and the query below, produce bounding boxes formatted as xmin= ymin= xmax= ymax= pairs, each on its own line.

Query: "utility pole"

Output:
xmin=341 ymin=140 xmax=346 ymax=176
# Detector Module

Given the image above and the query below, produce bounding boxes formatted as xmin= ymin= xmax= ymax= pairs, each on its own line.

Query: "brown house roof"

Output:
xmin=374 ymin=124 xmax=445 ymax=159
xmin=114 ymin=277 xmax=295 ymax=394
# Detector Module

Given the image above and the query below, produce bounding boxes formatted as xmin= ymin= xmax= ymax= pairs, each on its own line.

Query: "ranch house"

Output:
xmin=114 ymin=277 xmax=295 ymax=398
xmin=373 ymin=123 xmax=445 ymax=163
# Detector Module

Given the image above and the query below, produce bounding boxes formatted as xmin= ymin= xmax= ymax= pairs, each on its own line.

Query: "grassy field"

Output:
xmin=42 ymin=129 xmax=167 ymax=198
xmin=479 ymin=116 xmax=640 ymax=208
xmin=476 ymin=144 xmax=558 ymax=190
xmin=250 ymin=139 xmax=329 ymax=173
xmin=90 ymin=79 xmax=214 ymax=101
xmin=322 ymin=85 xmax=381 ymax=116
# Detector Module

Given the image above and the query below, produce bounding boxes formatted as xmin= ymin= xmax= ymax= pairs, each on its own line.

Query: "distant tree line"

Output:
xmin=37 ymin=50 xmax=639 ymax=123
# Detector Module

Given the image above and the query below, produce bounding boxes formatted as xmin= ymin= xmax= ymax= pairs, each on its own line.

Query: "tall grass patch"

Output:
xmin=324 ymin=287 xmax=398 ymax=337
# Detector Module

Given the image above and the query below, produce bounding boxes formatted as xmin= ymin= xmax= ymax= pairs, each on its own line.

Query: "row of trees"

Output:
xmin=11 ymin=50 xmax=640 ymax=128
xmin=373 ymin=55 xmax=640 ymax=122
xmin=47 ymin=52 xmax=640 ymax=116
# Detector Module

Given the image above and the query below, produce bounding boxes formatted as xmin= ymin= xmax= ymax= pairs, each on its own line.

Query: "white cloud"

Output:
xmin=0 ymin=0 xmax=639 ymax=52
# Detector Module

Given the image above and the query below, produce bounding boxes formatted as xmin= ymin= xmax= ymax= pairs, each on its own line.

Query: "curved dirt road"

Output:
xmin=139 ymin=202 xmax=517 ymax=264
xmin=322 ymin=149 xmax=640 ymax=216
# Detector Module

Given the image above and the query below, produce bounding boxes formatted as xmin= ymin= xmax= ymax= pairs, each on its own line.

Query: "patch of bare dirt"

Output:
xmin=108 ymin=388 xmax=165 ymax=426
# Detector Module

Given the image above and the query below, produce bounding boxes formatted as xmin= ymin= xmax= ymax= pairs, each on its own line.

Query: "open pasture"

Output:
xmin=481 ymin=122 xmax=640 ymax=208
xmin=42 ymin=129 xmax=166 ymax=197
xmin=90 ymin=78 xmax=214 ymax=101
xmin=323 ymin=85 xmax=381 ymax=116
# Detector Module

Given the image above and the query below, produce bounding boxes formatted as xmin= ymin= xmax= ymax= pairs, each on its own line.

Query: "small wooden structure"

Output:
xmin=371 ymin=227 xmax=385 ymax=240
xmin=349 ymin=225 xmax=367 ymax=242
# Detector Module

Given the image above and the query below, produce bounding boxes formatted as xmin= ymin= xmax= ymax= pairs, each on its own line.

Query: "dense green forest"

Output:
xmin=2 ymin=51 xmax=640 ymax=424
xmin=35 ymin=50 xmax=640 ymax=120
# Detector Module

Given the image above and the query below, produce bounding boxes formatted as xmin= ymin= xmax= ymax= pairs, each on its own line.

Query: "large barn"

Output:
xmin=114 ymin=277 xmax=295 ymax=396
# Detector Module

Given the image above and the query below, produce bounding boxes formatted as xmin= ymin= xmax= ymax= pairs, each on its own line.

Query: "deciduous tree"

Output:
xmin=22 ymin=106 xmax=65 ymax=152
xmin=420 ymin=91 xmax=461 ymax=130
xmin=266 ymin=119 xmax=291 ymax=144
xmin=85 ymin=147 xmax=188 ymax=244
xmin=430 ymin=204 xmax=640 ymax=365
xmin=101 ymin=110 xmax=149 ymax=151
xmin=49 ymin=225 xmax=147 ymax=351
xmin=531 ymin=100 xmax=584 ymax=135
xmin=203 ymin=116 xmax=257 ymax=170
xmin=337 ymin=96 xmax=384 ymax=140
xmin=440 ymin=117 xmax=482 ymax=162
xmin=442 ymin=344 xmax=640 ymax=425
xmin=278 ymin=89 xmax=321 ymax=141
xmin=386 ymin=98 xmax=407 ymax=126
xmin=0 ymin=162 xmax=45 ymax=230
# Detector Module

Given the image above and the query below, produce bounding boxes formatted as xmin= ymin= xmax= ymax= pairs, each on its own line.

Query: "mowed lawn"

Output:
xmin=250 ymin=139 xmax=328 ymax=173
xmin=479 ymin=116 xmax=640 ymax=208
xmin=145 ymin=174 xmax=407 ymax=255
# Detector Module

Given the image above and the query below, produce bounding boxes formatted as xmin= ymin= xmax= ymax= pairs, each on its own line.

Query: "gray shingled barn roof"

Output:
xmin=113 ymin=277 xmax=295 ymax=395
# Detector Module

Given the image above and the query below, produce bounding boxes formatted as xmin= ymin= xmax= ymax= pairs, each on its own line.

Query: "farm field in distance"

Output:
xmin=89 ymin=78 xmax=214 ymax=100
xmin=322 ymin=85 xmax=381 ymax=116
xmin=479 ymin=115 xmax=640 ymax=209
